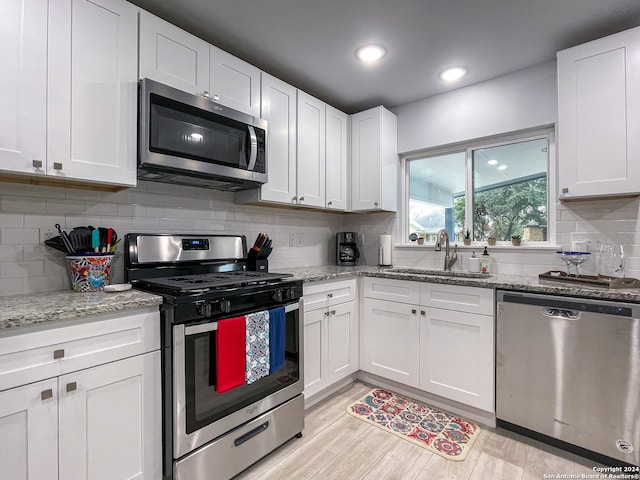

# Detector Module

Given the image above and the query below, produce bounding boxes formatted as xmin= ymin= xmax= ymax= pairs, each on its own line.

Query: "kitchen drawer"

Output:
xmin=420 ymin=283 xmax=494 ymax=316
xmin=0 ymin=307 xmax=160 ymax=391
xmin=363 ymin=277 xmax=420 ymax=305
xmin=303 ymin=279 xmax=356 ymax=311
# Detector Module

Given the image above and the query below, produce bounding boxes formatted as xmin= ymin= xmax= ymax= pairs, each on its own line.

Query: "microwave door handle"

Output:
xmin=247 ymin=125 xmax=258 ymax=171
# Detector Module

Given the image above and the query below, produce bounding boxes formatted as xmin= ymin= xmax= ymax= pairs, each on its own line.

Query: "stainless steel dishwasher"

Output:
xmin=496 ymin=290 xmax=639 ymax=466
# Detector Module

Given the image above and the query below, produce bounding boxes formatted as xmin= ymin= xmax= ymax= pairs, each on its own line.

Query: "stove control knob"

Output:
xmin=196 ymin=303 xmax=213 ymax=318
xmin=220 ymin=300 xmax=231 ymax=314
xmin=288 ymin=287 xmax=297 ymax=300
xmin=272 ymin=290 xmax=283 ymax=302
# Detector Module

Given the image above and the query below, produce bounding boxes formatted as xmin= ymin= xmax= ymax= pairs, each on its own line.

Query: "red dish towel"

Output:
xmin=216 ymin=316 xmax=246 ymax=393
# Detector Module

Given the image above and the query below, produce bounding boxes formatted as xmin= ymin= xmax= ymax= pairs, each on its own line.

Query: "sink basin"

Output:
xmin=383 ymin=267 xmax=492 ymax=279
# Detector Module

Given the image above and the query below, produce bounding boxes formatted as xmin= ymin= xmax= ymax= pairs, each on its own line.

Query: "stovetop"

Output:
xmin=135 ymin=271 xmax=294 ymax=295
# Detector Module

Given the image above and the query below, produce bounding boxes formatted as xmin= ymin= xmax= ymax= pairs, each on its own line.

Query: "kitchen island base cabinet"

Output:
xmin=303 ymin=280 xmax=358 ymax=400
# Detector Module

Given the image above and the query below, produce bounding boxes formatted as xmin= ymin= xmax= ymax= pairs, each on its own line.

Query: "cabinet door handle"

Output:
xmin=53 ymin=349 xmax=65 ymax=360
xmin=212 ymin=94 xmax=220 ymax=102
xmin=32 ymin=159 xmax=43 ymax=168
xmin=299 ymin=196 xmax=305 ymax=202
xmin=330 ymin=310 xmax=336 ymax=315
xmin=202 ymin=91 xmax=210 ymax=98
xmin=327 ymin=293 xmax=333 ymax=298
xmin=420 ymin=310 xmax=426 ymax=315
xmin=411 ymin=309 xmax=417 ymax=314
xmin=292 ymin=196 xmax=297 ymax=203
xmin=374 ymin=202 xmax=379 ymax=208
xmin=324 ymin=311 xmax=329 ymax=316
xmin=53 ymin=162 xmax=63 ymax=171
xmin=41 ymin=389 xmax=53 ymax=401
xmin=327 ymin=201 xmax=332 ymax=206
xmin=66 ymin=382 xmax=77 ymax=393
xmin=562 ymin=187 xmax=569 ymax=194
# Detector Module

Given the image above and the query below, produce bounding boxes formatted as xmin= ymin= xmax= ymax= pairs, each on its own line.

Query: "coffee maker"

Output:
xmin=336 ymin=232 xmax=360 ymax=266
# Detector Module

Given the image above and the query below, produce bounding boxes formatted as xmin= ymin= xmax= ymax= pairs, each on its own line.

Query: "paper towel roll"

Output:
xmin=378 ymin=234 xmax=392 ymax=266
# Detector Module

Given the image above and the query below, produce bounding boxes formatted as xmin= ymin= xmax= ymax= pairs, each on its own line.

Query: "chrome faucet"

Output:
xmin=435 ymin=229 xmax=458 ymax=271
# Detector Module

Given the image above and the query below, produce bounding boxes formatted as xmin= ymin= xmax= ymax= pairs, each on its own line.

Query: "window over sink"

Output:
xmin=403 ymin=128 xmax=555 ymax=246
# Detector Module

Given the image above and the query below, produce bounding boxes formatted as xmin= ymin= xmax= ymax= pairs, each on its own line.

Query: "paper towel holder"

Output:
xmin=378 ymin=234 xmax=392 ymax=267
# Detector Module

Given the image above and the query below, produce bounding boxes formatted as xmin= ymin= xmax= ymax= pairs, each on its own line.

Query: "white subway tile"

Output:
xmin=1 ymin=260 xmax=44 ymax=278
xmin=0 ymin=213 xmax=24 ymax=227
xmin=2 ymin=195 xmax=46 ymax=213
xmin=1 ymin=228 xmax=40 ymax=245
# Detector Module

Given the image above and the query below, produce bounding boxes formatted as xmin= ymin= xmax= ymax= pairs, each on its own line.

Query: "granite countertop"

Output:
xmin=277 ymin=265 xmax=640 ymax=302
xmin=0 ymin=289 xmax=163 ymax=332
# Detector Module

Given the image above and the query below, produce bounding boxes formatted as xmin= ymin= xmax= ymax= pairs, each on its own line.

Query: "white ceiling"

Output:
xmin=129 ymin=0 xmax=640 ymax=113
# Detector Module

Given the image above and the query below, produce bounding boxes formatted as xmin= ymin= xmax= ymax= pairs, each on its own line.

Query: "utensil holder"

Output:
xmin=66 ymin=254 xmax=114 ymax=292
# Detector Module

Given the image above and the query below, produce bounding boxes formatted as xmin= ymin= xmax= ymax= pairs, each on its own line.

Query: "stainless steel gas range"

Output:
xmin=125 ymin=233 xmax=304 ymax=480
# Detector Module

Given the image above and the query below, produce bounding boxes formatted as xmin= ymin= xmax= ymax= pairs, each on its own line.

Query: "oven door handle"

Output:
xmin=184 ymin=302 xmax=299 ymax=336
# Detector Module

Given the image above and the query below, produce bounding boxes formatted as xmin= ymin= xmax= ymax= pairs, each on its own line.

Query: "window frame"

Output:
xmin=400 ymin=127 xmax=557 ymax=248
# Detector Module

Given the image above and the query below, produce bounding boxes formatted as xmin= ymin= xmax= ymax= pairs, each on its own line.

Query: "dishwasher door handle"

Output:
xmin=541 ymin=308 xmax=581 ymax=320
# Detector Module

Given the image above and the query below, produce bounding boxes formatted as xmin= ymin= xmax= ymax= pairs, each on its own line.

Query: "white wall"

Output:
xmin=393 ymin=61 xmax=558 ymax=154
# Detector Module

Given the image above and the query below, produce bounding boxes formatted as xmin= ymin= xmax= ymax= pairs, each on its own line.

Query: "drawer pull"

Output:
xmin=41 ymin=389 xmax=53 ymax=401
xmin=53 ymin=349 xmax=65 ymax=360
xmin=66 ymin=382 xmax=77 ymax=393
xmin=411 ymin=309 xmax=417 ymax=314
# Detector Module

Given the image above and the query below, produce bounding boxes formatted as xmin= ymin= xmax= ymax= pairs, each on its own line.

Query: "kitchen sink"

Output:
xmin=383 ymin=267 xmax=492 ymax=279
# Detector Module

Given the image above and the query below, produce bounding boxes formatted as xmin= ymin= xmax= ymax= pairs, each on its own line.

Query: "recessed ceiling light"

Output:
xmin=356 ymin=45 xmax=386 ymax=63
xmin=487 ymin=159 xmax=498 ymax=165
xmin=497 ymin=165 xmax=508 ymax=171
xmin=439 ymin=67 xmax=468 ymax=82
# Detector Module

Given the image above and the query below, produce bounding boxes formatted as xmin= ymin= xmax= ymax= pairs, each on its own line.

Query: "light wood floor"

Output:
xmin=234 ymin=381 xmax=605 ymax=480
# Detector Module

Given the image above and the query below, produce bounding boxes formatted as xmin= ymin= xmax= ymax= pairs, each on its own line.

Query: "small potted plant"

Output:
xmin=463 ymin=229 xmax=472 ymax=246
xmin=487 ymin=235 xmax=497 ymax=246
xmin=511 ymin=235 xmax=521 ymax=246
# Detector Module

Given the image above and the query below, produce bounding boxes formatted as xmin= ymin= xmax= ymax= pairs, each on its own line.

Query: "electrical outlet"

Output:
xmin=570 ymin=232 xmax=607 ymax=252
xmin=289 ymin=233 xmax=296 ymax=247
xmin=40 ymin=228 xmax=56 ymax=244
xmin=295 ymin=233 xmax=304 ymax=247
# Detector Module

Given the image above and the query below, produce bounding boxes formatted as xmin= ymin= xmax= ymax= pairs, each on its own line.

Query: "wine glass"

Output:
xmin=556 ymin=251 xmax=591 ymax=276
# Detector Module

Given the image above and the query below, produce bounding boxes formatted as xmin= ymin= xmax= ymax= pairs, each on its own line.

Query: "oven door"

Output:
xmin=172 ymin=301 xmax=303 ymax=458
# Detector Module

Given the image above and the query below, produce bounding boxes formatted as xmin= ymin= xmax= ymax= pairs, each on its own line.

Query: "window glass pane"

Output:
xmin=472 ymin=138 xmax=548 ymax=241
xmin=408 ymin=152 xmax=465 ymax=242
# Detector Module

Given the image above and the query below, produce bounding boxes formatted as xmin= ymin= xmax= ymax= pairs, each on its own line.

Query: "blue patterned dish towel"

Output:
xmin=245 ymin=310 xmax=270 ymax=384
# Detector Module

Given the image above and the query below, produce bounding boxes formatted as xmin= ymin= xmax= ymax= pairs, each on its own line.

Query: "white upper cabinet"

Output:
xmin=139 ymin=11 xmax=261 ymax=116
xmin=0 ymin=0 xmax=47 ymax=175
xmin=325 ymin=106 xmax=349 ymax=210
xmin=48 ymin=0 xmax=138 ymax=186
xmin=351 ymin=106 xmax=398 ymax=212
xmin=297 ymin=91 xmax=326 ymax=208
xmin=210 ymin=45 xmax=261 ymax=116
xmin=557 ymin=26 xmax=640 ymax=198
xmin=138 ymin=11 xmax=210 ymax=96
xmin=254 ymin=73 xmax=298 ymax=204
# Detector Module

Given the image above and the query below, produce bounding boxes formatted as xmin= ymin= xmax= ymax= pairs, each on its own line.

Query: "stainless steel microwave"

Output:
xmin=138 ymin=78 xmax=267 ymax=191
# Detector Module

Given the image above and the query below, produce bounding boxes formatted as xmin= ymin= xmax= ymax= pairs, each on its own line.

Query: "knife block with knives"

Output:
xmin=248 ymin=233 xmax=272 ymax=272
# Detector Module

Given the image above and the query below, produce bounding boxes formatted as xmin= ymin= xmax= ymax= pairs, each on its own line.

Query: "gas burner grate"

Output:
xmin=139 ymin=271 xmax=293 ymax=294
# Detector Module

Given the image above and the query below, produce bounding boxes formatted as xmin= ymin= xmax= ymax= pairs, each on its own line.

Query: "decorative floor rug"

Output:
xmin=346 ymin=388 xmax=480 ymax=461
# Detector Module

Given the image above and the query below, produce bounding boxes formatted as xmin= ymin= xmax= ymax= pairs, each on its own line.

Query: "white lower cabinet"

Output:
xmin=0 ymin=308 xmax=162 ymax=480
xmin=419 ymin=308 xmax=494 ymax=412
xmin=361 ymin=298 xmax=420 ymax=388
xmin=303 ymin=280 xmax=358 ymax=398
xmin=0 ymin=379 xmax=58 ymax=480
xmin=362 ymin=277 xmax=495 ymax=412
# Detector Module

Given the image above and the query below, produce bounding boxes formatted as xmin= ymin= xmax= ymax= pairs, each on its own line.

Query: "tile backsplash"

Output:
xmin=0 ymin=180 xmax=344 ymax=295
xmin=1 ymin=179 xmax=639 ymax=296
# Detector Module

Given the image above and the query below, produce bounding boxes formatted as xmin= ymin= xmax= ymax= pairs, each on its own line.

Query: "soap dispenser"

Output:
xmin=469 ymin=250 xmax=481 ymax=273
xmin=481 ymin=247 xmax=490 ymax=273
